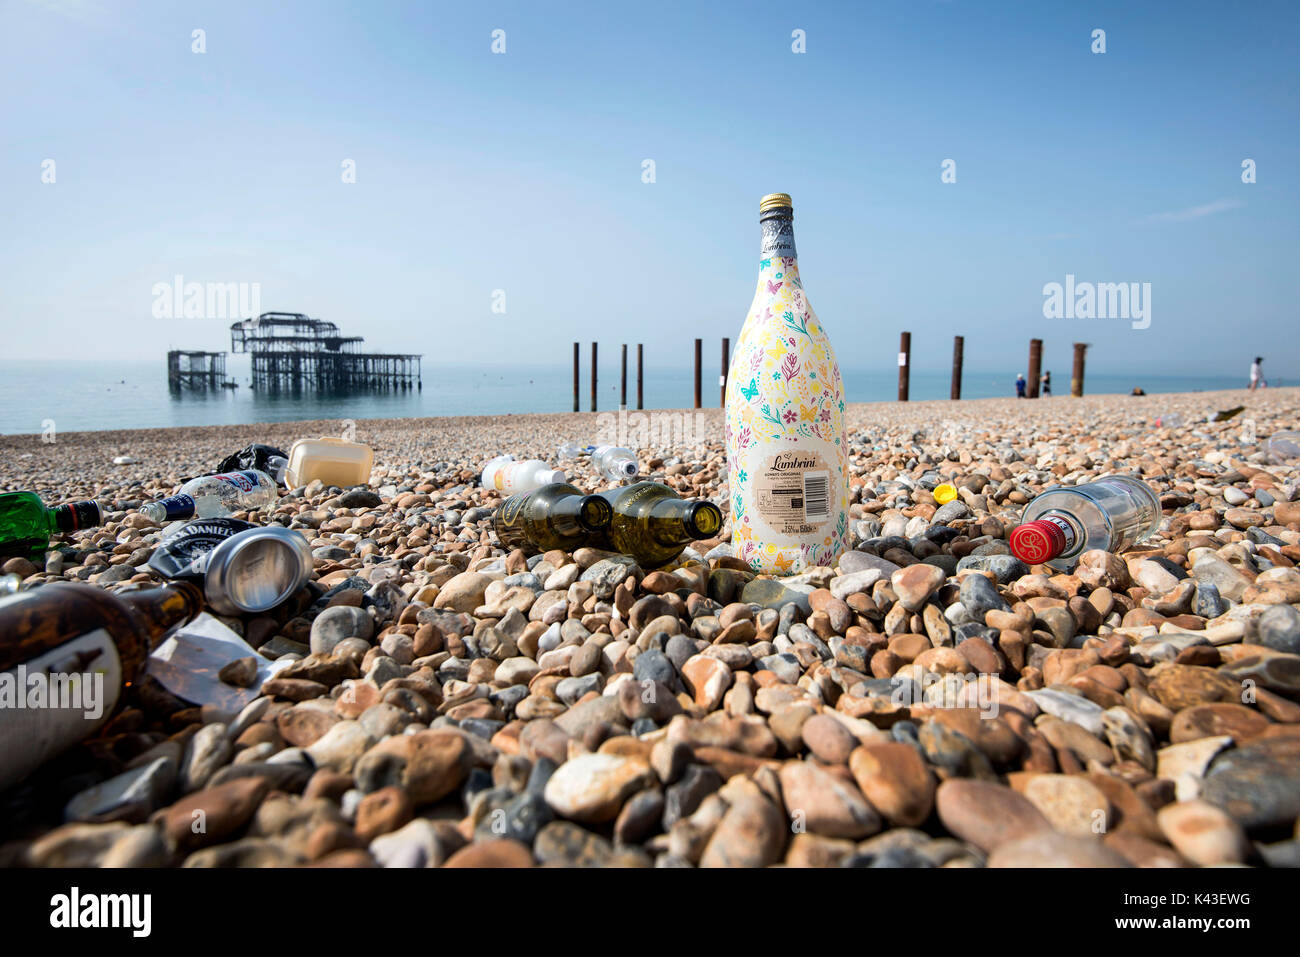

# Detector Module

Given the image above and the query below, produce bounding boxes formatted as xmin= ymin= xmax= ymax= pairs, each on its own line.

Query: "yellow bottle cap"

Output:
xmin=934 ymin=483 xmax=957 ymax=504
xmin=759 ymin=193 xmax=793 ymax=214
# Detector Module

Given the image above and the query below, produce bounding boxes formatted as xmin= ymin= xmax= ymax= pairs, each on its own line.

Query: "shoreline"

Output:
xmin=0 ymin=386 xmax=1286 ymax=446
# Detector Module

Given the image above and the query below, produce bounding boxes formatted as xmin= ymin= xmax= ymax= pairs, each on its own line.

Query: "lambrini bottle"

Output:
xmin=725 ymin=193 xmax=849 ymax=575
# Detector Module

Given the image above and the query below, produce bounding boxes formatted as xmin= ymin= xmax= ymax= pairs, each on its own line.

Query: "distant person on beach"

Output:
xmin=1015 ymin=374 xmax=1027 ymax=398
xmin=1041 ymin=370 xmax=1051 ymax=396
xmin=1250 ymin=356 xmax=1264 ymax=391
xmin=1131 ymin=387 xmax=1146 ymax=396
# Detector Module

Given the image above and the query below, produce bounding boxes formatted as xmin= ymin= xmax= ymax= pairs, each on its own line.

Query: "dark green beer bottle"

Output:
xmin=0 ymin=492 xmax=102 ymax=561
xmin=597 ymin=482 xmax=723 ymax=568
xmin=493 ymin=483 xmax=614 ymax=553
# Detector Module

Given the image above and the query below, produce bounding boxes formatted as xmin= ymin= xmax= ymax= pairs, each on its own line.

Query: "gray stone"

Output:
xmin=64 ymin=758 xmax=176 ymax=824
xmin=310 ymin=605 xmax=374 ymax=655
xmin=1255 ymin=604 xmax=1300 ymax=655
xmin=958 ymin=573 xmax=1011 ymax=621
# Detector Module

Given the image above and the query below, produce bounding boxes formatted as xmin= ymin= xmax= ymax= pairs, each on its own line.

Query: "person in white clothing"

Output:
xmin=1250 ymin=357 xmax=1264 ymax=391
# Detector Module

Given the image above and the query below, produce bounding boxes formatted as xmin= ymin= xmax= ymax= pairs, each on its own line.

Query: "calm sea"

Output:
xmin=0 ymin=358 xmax=1249 ymax=436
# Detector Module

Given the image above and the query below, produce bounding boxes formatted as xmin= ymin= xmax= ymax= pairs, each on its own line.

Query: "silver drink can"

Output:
xmin=203 ymin=525 xmax=313 ymax=615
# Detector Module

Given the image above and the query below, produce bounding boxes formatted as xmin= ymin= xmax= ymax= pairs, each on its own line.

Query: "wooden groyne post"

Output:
xmin=1072 ymin=342 xmax=1088 ymax=397
xmin=637 ymin=344 xmax=644 ymax=410
xmin=572 ymin=342 xmax=579 ymax=412
xmin=898 ymin=332 xmax=911 ymax=402
xmin=620 ymin=344 xmax=628 ymax=408
xmin=693 ymin=338 xmax=702 ymax=409
xmin=590 ymin=342 xmax=598 ymax=412
xmin=950 ymin=335 xmax=963 ymax=400
xmin=1027 ymin=338 xmax=1043 ymax=399
xmin=720 ymin=337 xmax=730 ymax=406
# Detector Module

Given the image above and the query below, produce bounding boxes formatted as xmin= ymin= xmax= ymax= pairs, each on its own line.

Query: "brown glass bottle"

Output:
xmin=0 ymin=581 xmax=204 ymax=790
xmin=596 ymin=482 xmax=723 ymax=568
xmin=493 ymin=483 xmax=614 ymax=554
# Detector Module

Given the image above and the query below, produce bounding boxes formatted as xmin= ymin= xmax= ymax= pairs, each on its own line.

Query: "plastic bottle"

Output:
xmin=1009 ymin=474 xmax=1161 ymax=569
xmin=591 ymin=445 xmax=639 ymax=481
xmin=138 ymin=470 xmax=279 ymax=524
xmin=1265 ymin=430 xmax=1300 ymax=464
xmin=481 ymin=456 xmax=566 ymax=494
xmin=557 ymin=443 xmax=591 ymax=459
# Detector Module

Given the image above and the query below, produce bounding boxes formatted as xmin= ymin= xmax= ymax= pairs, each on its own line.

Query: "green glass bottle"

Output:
xmin=493 ymin=483 xmax=614 ymax=553
xmin=0 ymin=492 xmax=102 ymax=562
xmin=596 ymin=482 xmax=723 ymax=568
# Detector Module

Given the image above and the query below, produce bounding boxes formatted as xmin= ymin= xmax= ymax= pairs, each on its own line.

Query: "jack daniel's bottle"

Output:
xmin=725 ymin=193 xmax=849 ymax=575
xmin=0 ymin=581 xmax=203 ymax=790
xmin=493 ymin=483 xmax=614 ymax=553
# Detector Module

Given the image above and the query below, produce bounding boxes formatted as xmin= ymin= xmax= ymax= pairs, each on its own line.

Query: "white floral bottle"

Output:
xmin=725 ymin=193 xmax=848 ymax=575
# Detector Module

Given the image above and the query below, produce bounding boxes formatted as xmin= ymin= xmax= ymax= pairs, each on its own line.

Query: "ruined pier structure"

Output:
xmin=229 ymin=312 xmax=421 ymax=392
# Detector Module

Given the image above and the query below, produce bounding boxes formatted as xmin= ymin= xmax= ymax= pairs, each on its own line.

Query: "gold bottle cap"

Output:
xmin=759 ymin=193 xmax=793 ymax=214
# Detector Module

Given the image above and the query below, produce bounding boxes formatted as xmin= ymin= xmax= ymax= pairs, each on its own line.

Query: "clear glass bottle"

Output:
xmin=481 ymin=456 xmax=566 ymax=493
xmin=139 ymin=470 xmax=279 ymax=524
xmin=0 ymin=492 xmax=101 ymax=560
xmin=1010 ymin=474 xmax=1162 ymax=569
xmin=725 ymin=192 xmax=849 ymax=575
xmin=591 ymin=445 xmax=638 ymax=481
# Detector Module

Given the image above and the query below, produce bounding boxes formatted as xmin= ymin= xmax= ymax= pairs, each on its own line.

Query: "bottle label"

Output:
xmin=753 ymin=451 xmax=833 ymax=536
xmin=1041 ymin=514 xmax=1077 ymax=552
xmin=214 ymin=471 xmax=259 ymax=493
xmin=0 ymin=628 xmax=122 ymax=790
xmin=157 ymin=494 xmax=197 ymax=520
xmin=760 ymin=216 xmax=796 ymax=258
xmin=497 ymin=491 xmax=528 ymax=528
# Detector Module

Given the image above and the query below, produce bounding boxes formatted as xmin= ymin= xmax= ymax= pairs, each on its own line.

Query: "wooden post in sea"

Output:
xmin=720 ymin=337 xmax=730 ymax=406
xmin=950 ymin=335 xmax=963 ymax=400
xmin=637 ymin=344 xmax=644 ymax=410
xmin=898 ymin=332 xmax=911 ymax=402
xmin=572 ymin=342 xmax=579 ymax=412
xmin=591 ymin=342 xmax=598 ymax=412
xmin=620 ymin=344 xmax=628 ymax=408
xmin=694 ymin=338 xmax=702 ymax=409
xmin=1071 ymin=343 xmax=1088 ymax=397
xmin=1027 ymin=338 xmax=1043 ymax=399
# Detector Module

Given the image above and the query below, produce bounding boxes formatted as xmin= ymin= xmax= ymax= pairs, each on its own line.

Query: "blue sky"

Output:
xmin=2 ymin=0 xmax=1297 ymax=382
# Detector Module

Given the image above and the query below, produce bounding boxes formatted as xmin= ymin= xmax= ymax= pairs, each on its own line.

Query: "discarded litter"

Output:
xmin=591 ymin=445 xmax=639 ymax=481
xmin=1212 ymin=406 xmax=1246 ymax=422
xmin=493 ymin=483 xmax=614 ymax=552
xmin=284 ymin=436 xmax=373 ymax=490
xmin=1265 ymin=430 xmax=1300 ymax=464
xmin=0 ymin=491 xmax=102 ymax=560
xmin=1153 ymin=413 xmax=1183 ymax=428
xmin=0 ymin=580 xmax=203 ymax=791
xmin=147 ymin=519 xmax=311 ymax=614
xmin=217 ymin=443 xmax=290 ymax=485
xmin=481 ymin=454 xmax=565 ymax=493
xmin=138 ymin=469 xmax=279 ymax=524
xmin=557 ymin=442 xmax=592 ymax=459
xmin=933 ymin=483 xmax=957 ymax=504
xmin=148 ymin=611 xmax=291 ymax=718
xmin=1010 ymin=474 xmax=1160 ymax=569
xmin=111 ymin=455 xmax=138 ymax=465
xmin=596 ymin=481 xmax=723 ymax=568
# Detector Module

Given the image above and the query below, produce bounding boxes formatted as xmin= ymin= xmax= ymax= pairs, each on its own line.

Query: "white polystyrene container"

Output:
xmin=284 ymin=437 xmax=374 ymax=490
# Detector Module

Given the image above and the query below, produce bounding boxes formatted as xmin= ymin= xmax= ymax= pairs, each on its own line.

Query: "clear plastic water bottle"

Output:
xmin=591 ymin=445 xmax=638 ymax=481
xmin=1265 ymin=431 xmax=1300 ymax=464
xmin=557 ymin=443 xmax=591 ymax=460
xmin=139 ymin=470 xmax=280 ymax=524
xmin=481 ymin=456 xmax=566 ymax=493
xmin=1009 ymin=474 xmax=1161 ymax=569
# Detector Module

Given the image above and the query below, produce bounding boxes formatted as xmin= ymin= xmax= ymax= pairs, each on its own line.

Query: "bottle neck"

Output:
xmin=52 ymin=501 xmax=102 ymax=534
xmin=120 ymin=581 xmax=205 ymax=651
xmin=550 ymin=493 xmax=613 ymax=535
xmin=649 ymin=499 xmax=722 ymax=545
xmin=757 ymin=209 xmax=801 ymax=284
xmin=1009 ymin=512 xmax=1079 ymax=564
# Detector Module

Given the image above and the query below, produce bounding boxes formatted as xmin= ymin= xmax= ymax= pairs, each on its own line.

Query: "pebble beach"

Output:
xmin=2 ymin=386 xmax=1299 ymax=869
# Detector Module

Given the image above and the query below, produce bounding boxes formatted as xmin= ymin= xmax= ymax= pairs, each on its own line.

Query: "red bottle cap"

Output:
xmin=1009 ymin=519 xmax=1068 ymax=565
